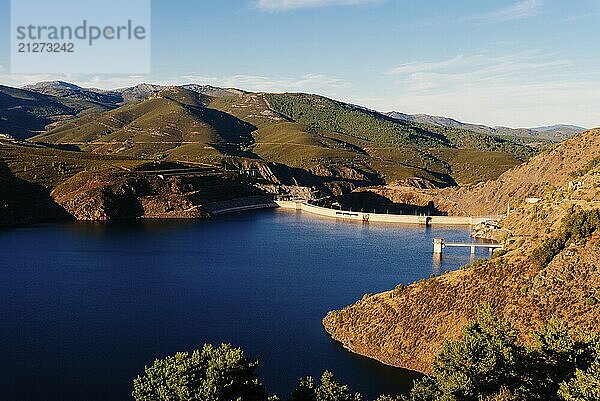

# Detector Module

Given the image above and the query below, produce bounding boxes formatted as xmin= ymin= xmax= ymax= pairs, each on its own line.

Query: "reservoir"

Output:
xmin=0 ymin=209 xmax=491 ymax=401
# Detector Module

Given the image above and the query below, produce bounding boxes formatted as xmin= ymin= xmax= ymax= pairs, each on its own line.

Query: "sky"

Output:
xmin=0 ymin=0 xmax=599 ymax=128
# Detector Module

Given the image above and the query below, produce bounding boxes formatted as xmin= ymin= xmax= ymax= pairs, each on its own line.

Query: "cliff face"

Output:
xmin=51 ymin=170 xmax=204 ymax=220
xmin=50 ymin=168 xmax=273 ymax=221
xmin=223 ymin=157 xmax=381 ymax=197
xmin=351 ymin=185 xmax=464 ymax=215
xmin=323 ymin=129 xmax=600 ymax=374
xmin=0 ymin=140 xmax=379 ymax=225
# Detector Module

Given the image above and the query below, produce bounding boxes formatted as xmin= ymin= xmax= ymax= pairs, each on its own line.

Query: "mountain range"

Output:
xmin=1 ymin=80 xmax=570 ymax=189
xmin=386 ymin=111 xmax=586 ymax=141
xmin=15 ymin=81 xmax=586 ymax=141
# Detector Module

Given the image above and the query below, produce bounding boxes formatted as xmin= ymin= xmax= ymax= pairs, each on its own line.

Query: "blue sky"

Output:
xmin=1 ymin=0 xmax=599 ymax=127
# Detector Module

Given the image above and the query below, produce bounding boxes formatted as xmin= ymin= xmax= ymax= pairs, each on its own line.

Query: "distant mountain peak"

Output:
xmin=386 ymin=111 xmax=587 ymax=141
xmin=531 ymin=124 xmax=587 ymax=132
xmin=24 ymin=81 xmax=84 ymax=92
xmin=182 ymin=83 xmax=247 ymax=97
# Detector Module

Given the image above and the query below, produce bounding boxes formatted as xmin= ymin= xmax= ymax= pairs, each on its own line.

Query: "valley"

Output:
xmin=0 ymin=80 xmax=598 ymax=401
xmin=0 ymin=81 xmax=565 ymax=227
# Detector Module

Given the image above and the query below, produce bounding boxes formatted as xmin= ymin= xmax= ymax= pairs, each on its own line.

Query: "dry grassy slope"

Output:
xmin=323 ymin=129 xmax=600 ymax=374
xmin=436 ymin=129 xmax=600 ymax=215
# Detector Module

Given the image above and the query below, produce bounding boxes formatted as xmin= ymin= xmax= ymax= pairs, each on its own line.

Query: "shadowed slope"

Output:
xmin=0 ymin=85 xmax=75 ymax=140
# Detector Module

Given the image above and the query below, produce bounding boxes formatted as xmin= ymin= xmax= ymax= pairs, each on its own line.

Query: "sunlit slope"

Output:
xmin=262 ymin=93 xmax=532 ymax=185
xmin=323 ymin=128 xmax=600 ymax=374
xmin=32 ymin=87 xmax=538 ymax=187
xmin=33 ymin=88 xmax=256 ymax=163
xmin=0 ymin=142 xmax=145 ymax=189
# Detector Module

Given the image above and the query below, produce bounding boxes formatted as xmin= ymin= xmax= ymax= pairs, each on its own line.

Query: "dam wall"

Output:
xmin=276 ymin=201 xmax=502 ymax=226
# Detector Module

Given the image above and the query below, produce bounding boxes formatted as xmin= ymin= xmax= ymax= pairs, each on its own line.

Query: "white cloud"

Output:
xmin=0 ymin=67 xmax=159 ymax=90
xmin=382 ymin=51 xmax=600 ymax=128
xmin=179 ymin=73 xmax=351 ymax=93
xmin=465 ymin=0 xmax=543 ymax=24
xmin=2 ymin=57 xmax=597 ymax=128
xmin=391 ymin=51 xmax=572 ymax=91
xmin=562 ymin=13 xmax=597 ymax=23
xmin=0 ymin=68 xmax=350 ymax=96
xmin=391 ymin=55 xmax=468 ymax=75
xmin=380 ymin=80 xmax=599 ymax=128
xmin=256 ymin=0 xmax=378 ymax=11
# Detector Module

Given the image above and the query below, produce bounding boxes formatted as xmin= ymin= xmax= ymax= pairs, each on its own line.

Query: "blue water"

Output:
xmin=0 ymin=209 xmax=490 ymax=401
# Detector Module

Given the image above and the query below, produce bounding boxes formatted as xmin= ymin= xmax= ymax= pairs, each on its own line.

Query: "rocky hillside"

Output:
xmin=323 ymin=129 xmax=600 ymax=374
xmin=0 ymin=142 xmax=281 ymax=225
xmin=351 ymin=129 xmax=600 ymax=217
xmin=51 ymin=167 xmax=273 ymax=221
xmin=437 ymin=129 xmax=600 ymax=215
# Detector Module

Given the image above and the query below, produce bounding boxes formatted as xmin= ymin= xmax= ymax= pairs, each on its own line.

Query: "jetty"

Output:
xmin=433 ymin=238 xmax=503 ymax=255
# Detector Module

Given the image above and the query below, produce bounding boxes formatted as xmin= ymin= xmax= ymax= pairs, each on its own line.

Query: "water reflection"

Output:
xmin=432 ymin=253 xmax=442 ymax=274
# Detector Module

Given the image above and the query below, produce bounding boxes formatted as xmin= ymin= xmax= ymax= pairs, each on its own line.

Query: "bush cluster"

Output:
xmin=531 ymin=207 xmax=600 ymax=267
xmin=265 ymin=93 xmax=535 ymax=160
xmin=400 ymin=305 xmax=600 ymax=401
xmin=571 ymin=156 xmax=600 ymax=177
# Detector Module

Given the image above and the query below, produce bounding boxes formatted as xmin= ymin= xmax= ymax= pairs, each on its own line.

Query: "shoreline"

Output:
xmin=202 ymin=196 xmax=279 ymax=216
xmin=323 ymin=305 xmax=430 ymax=376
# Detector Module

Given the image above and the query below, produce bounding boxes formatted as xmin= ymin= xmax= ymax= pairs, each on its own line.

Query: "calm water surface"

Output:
xmin=0 ymin=209 xmax=490 ymax=401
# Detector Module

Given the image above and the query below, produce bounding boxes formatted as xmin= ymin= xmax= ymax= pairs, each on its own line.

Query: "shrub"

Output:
xmin=493 ymin=249 xmax=508 ymax=258
xmin=132 ymin=314 xmax=600 ymax=401
xmin=531 ymin=233 xmax=569 ymax=268
xmin=531 ymin=208 xmax=600 ymax=267
xmin=132 ymin=343 xmax=268 ymax=401
xmin=401 ymin=307 xmax=600 ymax=401
xmin=394 ymin=284 xmax=406 ymax=292
xmin=289 ymin=371 xmax=362 ymax=401
xmin=558 ymin=359 xmax=600 ymax=401
xmin=562 ymin=208 xmax=600 ymax=241
xmin=571 ymin=156 xmax=600 ymax=177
